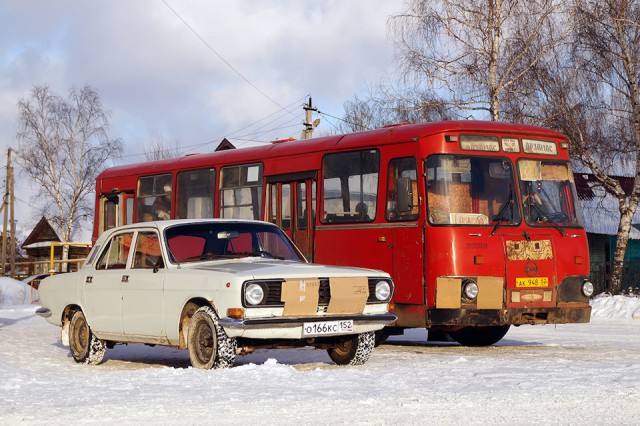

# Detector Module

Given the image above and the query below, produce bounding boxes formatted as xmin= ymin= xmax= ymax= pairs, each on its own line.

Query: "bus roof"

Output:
xmin=97 ymin=120 xmax=567 ymax=180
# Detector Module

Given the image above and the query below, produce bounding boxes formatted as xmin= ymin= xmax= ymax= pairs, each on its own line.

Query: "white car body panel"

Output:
xmin=38 ymin=219 xmax=396 ymax=349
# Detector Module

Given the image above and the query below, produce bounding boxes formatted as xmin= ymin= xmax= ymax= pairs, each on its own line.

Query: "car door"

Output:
xmin=121 ymin=230 xmax=166 ymax=337
xmin=84 ymin=232 xmax=134 ymax=334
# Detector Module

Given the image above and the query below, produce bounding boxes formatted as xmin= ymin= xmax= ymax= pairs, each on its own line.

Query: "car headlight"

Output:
xmin=581 ymin=280 xmax=594 ymax=297
xmin=462 ymin=280 xmax=479 ymax=300
xmin=375 ymin=280 xmax=391 ymax=301
xmin=245 ymin=283 xmax=265 ymax=305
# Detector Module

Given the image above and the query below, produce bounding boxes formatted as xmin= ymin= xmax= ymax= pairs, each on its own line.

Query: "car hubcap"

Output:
xmin=196 ymin=323 xmax=214 ymax=363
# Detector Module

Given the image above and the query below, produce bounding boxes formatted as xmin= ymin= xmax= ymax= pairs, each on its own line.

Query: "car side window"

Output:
xmin=96 ymin=233 xmax=134 ymax=270
xmin=132 ymin=232 xmax=164 ymax=269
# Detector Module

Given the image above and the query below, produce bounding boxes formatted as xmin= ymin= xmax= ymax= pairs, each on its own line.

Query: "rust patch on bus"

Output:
xmin=506 ymin=240 xmax=552 ymax=261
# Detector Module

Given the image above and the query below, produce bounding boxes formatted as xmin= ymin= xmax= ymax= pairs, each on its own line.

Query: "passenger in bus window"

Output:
xmin=153 ymin=196 xmax=171 ymax=220
xmin=153 ymin=184 xmax=172 ymax=220
xmin=355 ymin=202 xmax=370 ymax=221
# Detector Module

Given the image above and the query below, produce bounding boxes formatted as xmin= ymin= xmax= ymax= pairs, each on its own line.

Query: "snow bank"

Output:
xmin=591 ymin=294 xmax=640 ymax=320
xmin=0 ymin=277 xmax=35 ymax=308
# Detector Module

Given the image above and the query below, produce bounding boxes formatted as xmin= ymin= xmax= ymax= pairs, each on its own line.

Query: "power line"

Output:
xmin=161 ymin=0 xmax=297 ymax=119
xmin=317 ymin=110 xmax=367 ymax=131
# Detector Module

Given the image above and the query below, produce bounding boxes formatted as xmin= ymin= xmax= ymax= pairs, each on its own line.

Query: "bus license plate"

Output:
xmin=516 ymin=277 xmax=549 ymax=287
xmin=302 ymin=320 xmax=354 ymax=336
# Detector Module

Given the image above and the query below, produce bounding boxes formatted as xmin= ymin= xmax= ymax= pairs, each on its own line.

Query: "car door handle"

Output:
xmin=86 ymin=276 xmax=93 ymax=284
xmin=121 ymin=275 xmax=129 ymax=283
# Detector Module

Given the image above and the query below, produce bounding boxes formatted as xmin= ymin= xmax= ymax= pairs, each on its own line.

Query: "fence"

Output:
xmin=590 ymin=261 xmax=640 ymax=295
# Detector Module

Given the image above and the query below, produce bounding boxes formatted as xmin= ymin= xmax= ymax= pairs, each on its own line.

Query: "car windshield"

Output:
xmin=164 ymin=222 xmax=304 ymax=264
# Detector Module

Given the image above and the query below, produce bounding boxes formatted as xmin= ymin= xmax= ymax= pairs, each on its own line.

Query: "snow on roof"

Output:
xmin=579 ymin=179 xmax=640 ymax=239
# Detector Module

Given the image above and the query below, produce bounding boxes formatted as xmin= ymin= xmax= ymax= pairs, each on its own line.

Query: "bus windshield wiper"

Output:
xmin=490 ymin=186 xmax=514 ymax=236
xmin=528 ymin=203 xmax=567 ymax=237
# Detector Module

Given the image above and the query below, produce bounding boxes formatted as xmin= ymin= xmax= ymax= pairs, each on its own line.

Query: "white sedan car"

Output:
xmin=37 ymin=219 xmax=396 ymax=368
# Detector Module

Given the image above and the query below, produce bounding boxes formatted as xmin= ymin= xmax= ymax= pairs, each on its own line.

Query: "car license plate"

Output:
xmin=302 ymin=320 xmax=354 ymax=336
xmin=516 ymin=277 xmax=549 ymax=287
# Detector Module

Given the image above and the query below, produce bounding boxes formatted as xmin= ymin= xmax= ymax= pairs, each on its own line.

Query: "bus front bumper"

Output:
xmin=427 ymin=306 xmax=591 ymax=326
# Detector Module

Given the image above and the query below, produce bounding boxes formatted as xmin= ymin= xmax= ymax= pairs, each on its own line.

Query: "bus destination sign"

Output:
xmin=522 ymin=139 xmax=558 ymax=155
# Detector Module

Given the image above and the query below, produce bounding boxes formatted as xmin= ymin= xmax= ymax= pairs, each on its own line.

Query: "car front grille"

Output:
xmin=243 ymin=278 xmax=391 ymax=307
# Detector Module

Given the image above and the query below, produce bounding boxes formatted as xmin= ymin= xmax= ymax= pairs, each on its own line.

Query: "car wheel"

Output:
xmin=69 ymin=310 xmax=106 ymax=365
xmin=187 ymin=306 xmax=236 ymax=369
xmin=327 ymin=331 xmax=375 ymax=366
xmin=447 ymin=325 xmax=511 ymax=346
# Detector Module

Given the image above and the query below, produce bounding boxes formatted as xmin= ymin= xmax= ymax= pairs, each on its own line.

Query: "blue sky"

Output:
xmin=0 ymin=0 xmax=401 ymax=235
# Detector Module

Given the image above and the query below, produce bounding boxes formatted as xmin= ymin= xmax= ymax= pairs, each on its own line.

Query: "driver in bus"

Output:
xmin=523 ymin=181 xmax=547 ymax=221
xmin=152 ymin=184 xmax=172 ymax=220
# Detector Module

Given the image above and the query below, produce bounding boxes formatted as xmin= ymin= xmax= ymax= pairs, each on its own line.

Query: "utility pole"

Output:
xmin=1 ymin=148 xmax=10 ymax=276
xmin=9 ymin=153 xmax=14 ymax=277
xmin=301 ymin=96 xmax=319 ymax=140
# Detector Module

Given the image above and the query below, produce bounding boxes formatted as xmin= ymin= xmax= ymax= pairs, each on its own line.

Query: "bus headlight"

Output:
xmin=462 ymin=280 xmax=479 ymax=300
xmin=375 ymin=280 xmax=392 ymax=301
xmin=581 ymin=280 xmax=594 ymax=297
xmin=245 ymin=283 xmax=265 ymax=305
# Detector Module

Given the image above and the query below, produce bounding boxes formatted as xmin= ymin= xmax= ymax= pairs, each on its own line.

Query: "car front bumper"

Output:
xmin=219 ymin=313 xmax=397 ymax=339
xmin=35 ymin=307 xmax=52 ymax=318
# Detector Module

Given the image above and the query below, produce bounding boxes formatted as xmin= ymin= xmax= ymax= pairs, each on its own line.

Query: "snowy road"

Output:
xmin=1 ymin=301 xmax=640 ymax=425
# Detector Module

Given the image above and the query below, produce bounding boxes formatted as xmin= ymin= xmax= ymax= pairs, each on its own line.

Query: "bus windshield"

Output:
xmin=426 ymin=155 xmax=519 ymax=226
xmin=518 ymin=159 xmax=582 ymax=227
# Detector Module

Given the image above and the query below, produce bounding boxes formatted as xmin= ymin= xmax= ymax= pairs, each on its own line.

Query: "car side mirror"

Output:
xmin=396 ymin=177 xmax=413 ymax=213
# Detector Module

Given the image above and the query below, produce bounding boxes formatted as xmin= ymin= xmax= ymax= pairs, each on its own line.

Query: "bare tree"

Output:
xmin=340 ymin=87 xmax=453 ymax=133
xmin=15 ymin=85 xmax=123 ymax=247
xmin=513 ymin=0 xmax=640 ymax=294
xmin=143 ymin=136 xmax=183 ymax=161
xmin=389 ymin=0 xmax=571 ymax=121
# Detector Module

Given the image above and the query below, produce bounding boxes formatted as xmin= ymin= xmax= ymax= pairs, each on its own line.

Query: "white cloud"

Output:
xmin=0 ymin=0 xmax=401 ymax=232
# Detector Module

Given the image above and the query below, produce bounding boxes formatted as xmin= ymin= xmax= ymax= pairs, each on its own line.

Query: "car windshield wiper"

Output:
xmin=490 ymin=185 xmax=514 ymax=236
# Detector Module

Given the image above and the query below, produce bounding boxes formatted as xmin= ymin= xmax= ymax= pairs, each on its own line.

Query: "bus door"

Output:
xmin=266 ymin=172 xmax=317 ymax=261
xmin=98 ymin=191 xmax=134 ymax=235
xmin=386 ymin=157 xmax=424 ymax=305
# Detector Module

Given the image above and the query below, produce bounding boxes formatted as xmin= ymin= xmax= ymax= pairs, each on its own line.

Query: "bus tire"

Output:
xmin=448 ymin=325 xmax=510 ymax=346
xmin=374 ymin=328 xmax=391 ymax=347
xmin=327 ymin=332 xmax=375 ymax=366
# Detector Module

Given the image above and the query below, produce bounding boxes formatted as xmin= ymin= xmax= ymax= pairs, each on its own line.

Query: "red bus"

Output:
xmin=94 ymin=121 xmax=593 ymax=345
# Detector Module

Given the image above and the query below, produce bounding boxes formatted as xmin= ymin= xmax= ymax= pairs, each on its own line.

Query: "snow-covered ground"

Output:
xmin=1 ymin=278 xmax=640 ymax=425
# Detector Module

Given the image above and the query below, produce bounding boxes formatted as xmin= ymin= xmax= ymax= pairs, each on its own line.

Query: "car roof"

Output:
xmin=97 ymin=219 xmax=278 ymax=241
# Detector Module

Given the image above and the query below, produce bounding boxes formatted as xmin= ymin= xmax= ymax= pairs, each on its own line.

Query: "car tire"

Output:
xmin=447 ymin=325 xmax=511 ymax=346
xmin=327 ymin=331 xmax=375 ymax=366
xmin=187 ymin=306 xmax=236 ymax=369
xmin=69 ymin=310 xmax=106 ymax=365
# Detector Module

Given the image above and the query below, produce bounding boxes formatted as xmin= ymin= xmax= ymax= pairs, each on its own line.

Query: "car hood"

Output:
xmin=185 ymin=259 xmax=388 ymax=280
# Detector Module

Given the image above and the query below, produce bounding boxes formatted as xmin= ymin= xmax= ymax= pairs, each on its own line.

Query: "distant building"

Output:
xmin=21 ymin=217 xmax=91 ymax=275
xmin=575 ymin=173 xmax=640 ymax=292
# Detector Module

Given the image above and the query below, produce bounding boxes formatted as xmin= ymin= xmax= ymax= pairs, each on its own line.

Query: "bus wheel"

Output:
xmin=374 ymin=329 xmax=391 ymax=347
xmin=328 ymin=332 xmax=375 ymax=365
xmin=448 ymin=325 xmax=510 ymax=346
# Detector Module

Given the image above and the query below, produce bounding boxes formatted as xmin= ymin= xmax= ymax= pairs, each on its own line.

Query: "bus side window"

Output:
xmin=321 ymin=150 xmax=379 ymax=223
xmin=176 ymin=168 xmax=215 ymax=219
xmin=137 ymin=174 xmax=173 ymax=222
xmin=386 ymin=157 xmax=419 ymax=221
xmin=220 ymin=164 xmax=263 ymax=220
